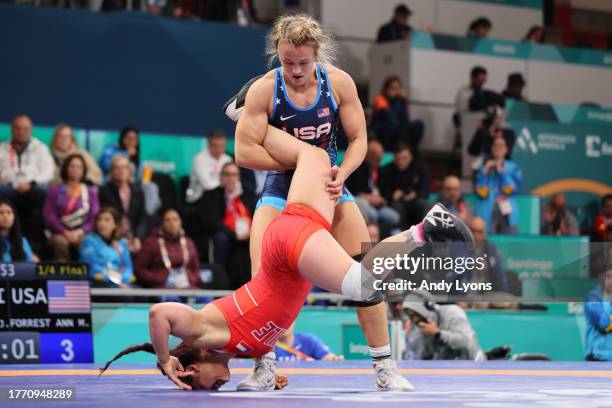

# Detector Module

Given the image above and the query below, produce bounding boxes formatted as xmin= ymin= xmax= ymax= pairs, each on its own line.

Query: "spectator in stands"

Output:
xmin=464 ymin=216 xmax=509 ymax=293
xmin=50 ymin=123 xmax=102 ymax=186
xmin=199 ymin=162 xmax=256 ymax=287
xmin=275 ymin=323 xmax=343 ymax=361
xmin=502 ymin=73 xmax=526 ymax=101
xmin=376 ymin=4 xmax=412 ymax=43
xmin=584 ymin=262 xmax=612 ymax=361
xmin=370 ymin=76 xmax=424 ymax=152
xmin=455 ymin=66 xmax=488 ymax=114
xmin=541 ymin=193 xmax=579 ymax=236
xmin=468 ymin=105 xmax=516 ymax=165
xmin=0 ymin=115 xmax=54 ymax=239
xmin=99 ymin=155 xmax=148 ymax=253
xmin=80 ymin=207 xmax=135 ymax=288
xmin=402 ymin=292 xmax=484 ymax=360
xmin=379 ymin=143 xmax=430 ymax=228
xmin=592 ymin=194 xmax=612 ymax=241
xmin=439 ymin=175 xmax=470 ymax=221
xmin=0 ymin=200 xmax=34 ymax=262
xmin=135 ymin=207 xmax=202 ymax=289
xmin=346 ymin=139 xmax=400 ymax=234
xmin=475 ymin=137 xmax=522 ymax=234
xmin=185 ymin=129 xmax=232 ymax=204
xmin=523 ymin=25 xmax=546 ymax=43
xmin=99 ymin=126 xmax=141 ymax=177
xmin=466 ymin=17 xmax=492 ymax=39
xmin=43 ymin=155 xmax=100 ymax=260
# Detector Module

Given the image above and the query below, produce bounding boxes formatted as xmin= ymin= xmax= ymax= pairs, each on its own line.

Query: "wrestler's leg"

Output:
xmin=262 ymin=127 xmax=336 ymax=224
xmin=332 ymin=201 xmax=390 ymax=349
xmin=249 ymin=205 xmax=281 ymax=277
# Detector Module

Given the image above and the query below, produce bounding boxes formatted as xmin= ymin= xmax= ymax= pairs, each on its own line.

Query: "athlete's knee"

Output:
xmin=341 ymin=261 xmax=378 ymax=302
xmin=299 ymin=146 xmax=329 ymax=168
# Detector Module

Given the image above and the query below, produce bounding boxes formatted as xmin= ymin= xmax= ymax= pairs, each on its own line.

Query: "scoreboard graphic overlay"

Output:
xmin=0 ymin=262 xmax=93 ymax=364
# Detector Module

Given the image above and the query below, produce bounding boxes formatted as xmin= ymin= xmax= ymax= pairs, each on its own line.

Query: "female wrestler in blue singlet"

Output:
xmin=232 ymin=14 xmax=412 ymax=392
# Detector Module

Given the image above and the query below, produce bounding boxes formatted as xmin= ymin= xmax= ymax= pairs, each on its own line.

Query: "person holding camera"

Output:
xmin=402 ymin=292 xmax=484 ymax=360
xmin=468 ymin=105 xmax=516 ymax=162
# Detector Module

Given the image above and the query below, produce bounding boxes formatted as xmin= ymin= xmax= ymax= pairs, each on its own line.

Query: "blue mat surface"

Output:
xmin=2 ymin=360 xmax=612 ymax=407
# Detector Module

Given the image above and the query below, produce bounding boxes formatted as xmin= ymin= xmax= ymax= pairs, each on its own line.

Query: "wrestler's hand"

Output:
xmin=326 ymin=165 xmax=346 ymax=200
xmin=160 ymin=356 xmax=195 ymax=390
xmin=274 ymin=375 xmax=289 ymax=390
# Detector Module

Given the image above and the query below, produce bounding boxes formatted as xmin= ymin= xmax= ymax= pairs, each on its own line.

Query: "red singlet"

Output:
xmin=211 ymin=203 xmax=331 ymax=357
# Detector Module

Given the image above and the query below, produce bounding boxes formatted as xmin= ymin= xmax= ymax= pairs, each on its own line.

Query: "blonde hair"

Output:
xmin=51 ymin=122 xmax=76 ymax=151
xmin=266 ymin=14 xmax=337 ymax=68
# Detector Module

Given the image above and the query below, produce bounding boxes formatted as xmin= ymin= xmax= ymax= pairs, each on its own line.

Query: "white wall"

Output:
xmin=436 ymin=0 xmax=542 ymax=41
xmin=527 ymin=61 xmax=612 ymax=106
xmin=410 ymin=48 xmax=528 ymax=105
xmin=319 ymin=0 xmax=542 ymax=41
xmin=368 ymin=41 xmax=411 ymax=102
xmin=319 ymin=0 xmax=541 ymax=82
xmin=319 ymin=0 xmax=436 ymax=40
xmin=411 ymin=104 xmax=456 ymax=153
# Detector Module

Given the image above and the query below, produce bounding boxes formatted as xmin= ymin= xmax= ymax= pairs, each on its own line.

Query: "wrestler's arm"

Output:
xmin=334 ymin=69 xmax=367 ymax=179
xmin=149 ymin=303 xmax=205 ymax=364
xmin=235 ymin=77 xmax=296 ymax=170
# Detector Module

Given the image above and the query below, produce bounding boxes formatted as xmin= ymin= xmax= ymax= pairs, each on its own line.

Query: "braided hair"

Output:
xmin=99 ymin=342 xmax=203 ymax=386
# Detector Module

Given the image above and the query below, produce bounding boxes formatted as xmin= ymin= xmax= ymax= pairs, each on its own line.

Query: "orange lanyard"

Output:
xmin=63 ymin=184 xmax=82 ymax=216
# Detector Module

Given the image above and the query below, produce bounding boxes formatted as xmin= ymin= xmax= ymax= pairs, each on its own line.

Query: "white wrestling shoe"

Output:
xmin=236 ymin=352 xmax=277 ymax=391
xmin=373 ymin=358 xmax=416 ymax=392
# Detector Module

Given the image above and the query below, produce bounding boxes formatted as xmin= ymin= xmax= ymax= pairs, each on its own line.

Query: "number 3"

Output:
xmin=60 ymin=339 xmax=74 ymax=362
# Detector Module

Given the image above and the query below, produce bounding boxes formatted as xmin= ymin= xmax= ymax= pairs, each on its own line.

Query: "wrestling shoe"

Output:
xmin=223 ymin=74 xmax=263 ymax=122
xmin=423 ymin=203 xmax=475 ymax=246
xmin=373 ymin=358 xmax=416 ymax=392
xmin=236 ymin=351 xmax=276 ymax=391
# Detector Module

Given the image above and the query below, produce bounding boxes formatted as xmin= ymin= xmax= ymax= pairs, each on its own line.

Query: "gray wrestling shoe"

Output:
xmin=236 ymin=352 xmax=277 ymax=391
xmin=373 ymin=358 xmax=416 ymax=392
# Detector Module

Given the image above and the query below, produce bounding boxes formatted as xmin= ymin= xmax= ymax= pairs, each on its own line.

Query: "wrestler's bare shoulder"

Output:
xmin=324 ymin=65 xmax=354 ymax=86
xmin=245 ymin=70 xmax=276 ymax=108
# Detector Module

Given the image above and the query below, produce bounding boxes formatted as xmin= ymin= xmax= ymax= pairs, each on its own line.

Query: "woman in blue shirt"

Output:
xmin=474 ymin=137 xmax=522 ymax=234
xmin=0 ymin=200 xmax=34 ymax=262
xmin=584 ymin=265 xmax=612 ymax=361
xmin=79 ymin=207 xmax=134 ymax=287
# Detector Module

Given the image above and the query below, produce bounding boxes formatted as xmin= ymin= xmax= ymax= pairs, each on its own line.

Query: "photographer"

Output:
xmin=402 ymin=292 xmax=484 ymax=360
xmin=468 ymin=105 xmax=516 ymax=163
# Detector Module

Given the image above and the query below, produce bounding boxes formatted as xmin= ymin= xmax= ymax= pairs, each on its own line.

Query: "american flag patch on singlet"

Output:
xmin=317 ymin=107 xmax=330 ymax=118
xmin=236 ymin=341 xmax=254 ymax=353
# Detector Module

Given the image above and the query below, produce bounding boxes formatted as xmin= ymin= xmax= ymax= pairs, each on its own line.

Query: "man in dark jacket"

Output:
xmin=199 ymin=162 xmax=256 ymax=288
xmin=346 ymin=139 xmax=401 ymax=234
xmin=377 ymin=4 xmax=412 ymax=43
xmin=378 ymin=143 xmax=429 ymax=228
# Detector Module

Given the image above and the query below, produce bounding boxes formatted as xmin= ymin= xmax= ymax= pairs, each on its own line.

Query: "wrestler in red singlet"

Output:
xmin=211 ymin=203 xmax=330 ymax=357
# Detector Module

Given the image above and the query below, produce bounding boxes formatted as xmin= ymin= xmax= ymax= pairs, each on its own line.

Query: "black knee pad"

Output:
xmin=352 ymin=253 xmax=365 ymax=262
xmin=352 ymin=296 xmax=384 ymax=308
